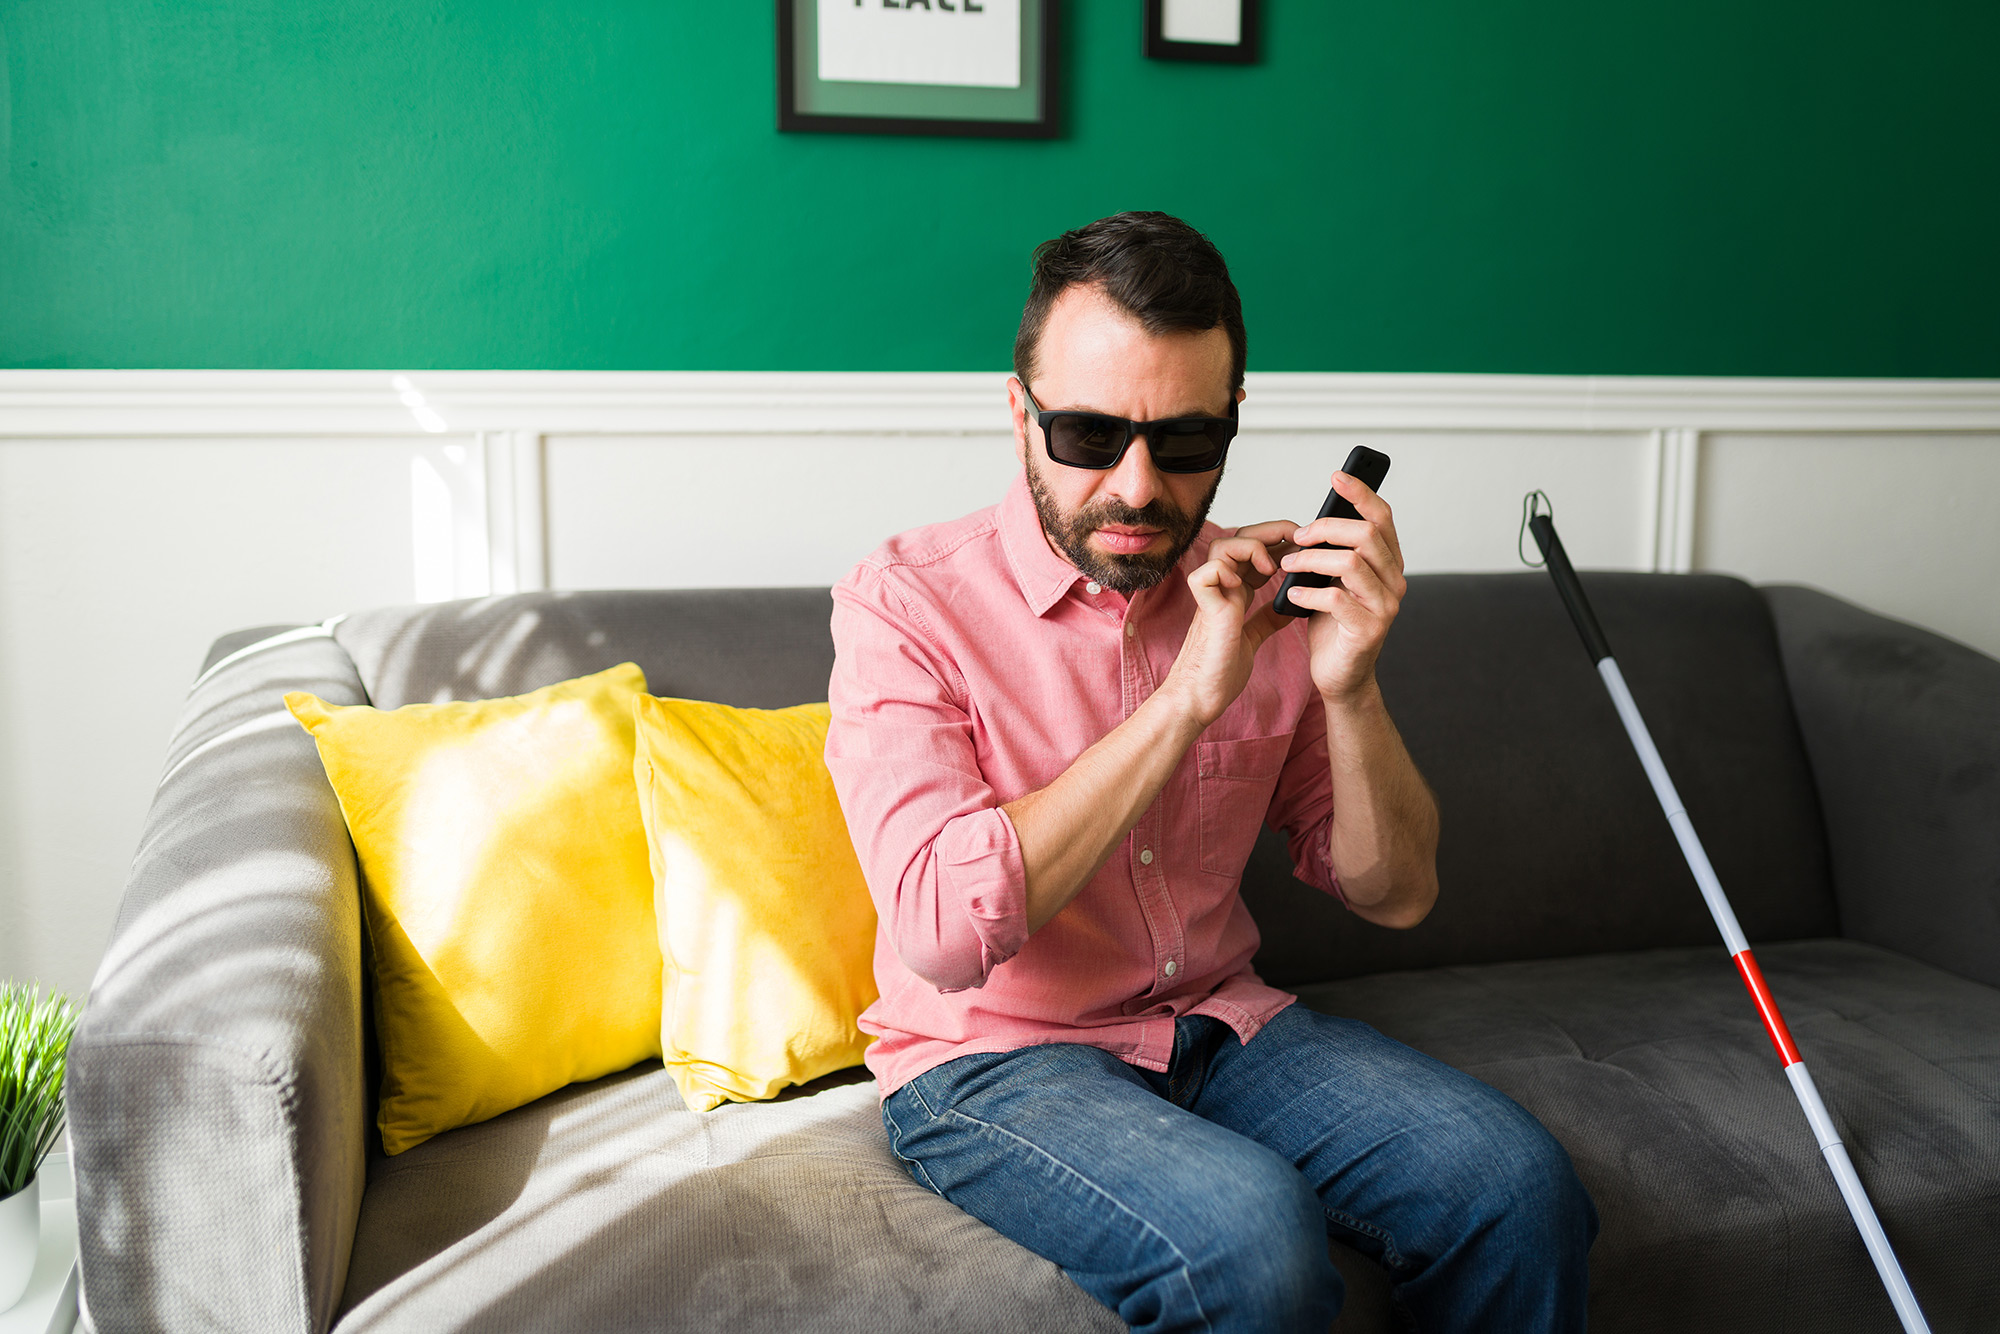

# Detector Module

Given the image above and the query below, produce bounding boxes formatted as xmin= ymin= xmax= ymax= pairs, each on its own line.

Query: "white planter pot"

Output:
xmin=0 ymin=1173 xmax=38 ymax=1312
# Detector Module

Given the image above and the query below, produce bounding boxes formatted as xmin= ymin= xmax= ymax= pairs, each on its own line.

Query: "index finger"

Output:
xmin=1230 ymin=519 xmax=1302 ymax=548
xmin=1206 ymin=535 xmax=1280 ymax=579
xmin=1328 ymin=469 xmax=1389 ymax=521
xmin=1327 ymin=471 xmax=1401 ymax=567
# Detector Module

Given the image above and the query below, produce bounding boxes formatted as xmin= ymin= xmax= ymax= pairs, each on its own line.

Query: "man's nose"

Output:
xmin=1103 ymin=435 xmax=1165 ymax=511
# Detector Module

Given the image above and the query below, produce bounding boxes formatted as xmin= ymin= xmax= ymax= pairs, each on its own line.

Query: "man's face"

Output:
xmin=1010 ymin=285 xmax=1241 ymax=595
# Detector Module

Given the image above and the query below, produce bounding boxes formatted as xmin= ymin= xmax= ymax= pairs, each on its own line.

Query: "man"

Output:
xmin=826 ymin=212 xmax=1596 ymax=1332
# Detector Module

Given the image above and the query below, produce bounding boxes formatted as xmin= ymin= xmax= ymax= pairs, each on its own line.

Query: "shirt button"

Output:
xmin=1125 ymin=623 xmax=1136 ymax=637
xmin=1139 ymin=848 xmax=1154 ymax=865
xmin=1163 ymin=960 xmax=1179 ymax=978
xmin=1085 ymin=581 xmax=1102 ymax=595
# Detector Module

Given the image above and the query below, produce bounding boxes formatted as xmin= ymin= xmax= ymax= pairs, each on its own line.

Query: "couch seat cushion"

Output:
xmin=333 ymin=939 xmax=1997 ymax=1333
xmin=331 ymin=1063 xmax=1123 ymax=1333
xmin=1295 ymin=939 xmax=2000 ymax=1334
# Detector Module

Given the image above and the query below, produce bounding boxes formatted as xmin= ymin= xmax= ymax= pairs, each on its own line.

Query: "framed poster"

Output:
xmin=1145 ymin=0 xmax=1261 ymax=65
xmin=778 ymin=0 xmax=1059 ymax=139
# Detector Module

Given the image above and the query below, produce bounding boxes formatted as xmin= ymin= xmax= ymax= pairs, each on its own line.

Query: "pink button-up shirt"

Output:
xmin=827 ymin=471 xmax=1345 ymax=1095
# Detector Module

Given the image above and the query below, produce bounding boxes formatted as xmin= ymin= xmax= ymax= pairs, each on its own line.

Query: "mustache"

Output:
xmin=1077 ymin=497 xmax=1191 ymax=531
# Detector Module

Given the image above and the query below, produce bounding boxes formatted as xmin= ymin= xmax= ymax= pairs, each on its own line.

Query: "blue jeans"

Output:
xmin=880 ymin=1004 xmax=1596 ymax=1332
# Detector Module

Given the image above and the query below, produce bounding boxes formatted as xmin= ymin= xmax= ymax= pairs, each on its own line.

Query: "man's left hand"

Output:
xmin=1276 ymin=470 xmax=1407 ymax=703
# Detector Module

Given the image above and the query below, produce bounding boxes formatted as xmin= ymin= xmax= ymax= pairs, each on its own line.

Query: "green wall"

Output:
xmin=3 ymin=2 xmax=1995 ymax=374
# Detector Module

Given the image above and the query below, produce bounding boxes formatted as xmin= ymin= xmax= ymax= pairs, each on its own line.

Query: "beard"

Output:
xmin=1024 ymin=453 xmax=1225 ymax=595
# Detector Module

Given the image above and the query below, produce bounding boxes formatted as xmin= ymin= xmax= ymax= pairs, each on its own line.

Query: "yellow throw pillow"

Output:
xmin=285 ymin=663 xmax=662 ymax=1154
xmin=632 ymin=695 xmax=878 ymax=1112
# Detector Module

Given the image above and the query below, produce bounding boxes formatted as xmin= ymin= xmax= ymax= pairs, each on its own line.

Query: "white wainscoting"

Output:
xmin=2 ymin=371 xmax=1997 ymax=999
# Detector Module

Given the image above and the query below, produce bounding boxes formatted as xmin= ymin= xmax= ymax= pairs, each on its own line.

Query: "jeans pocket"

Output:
xmin=1196 ymin=733 xmax=1293 ymax=875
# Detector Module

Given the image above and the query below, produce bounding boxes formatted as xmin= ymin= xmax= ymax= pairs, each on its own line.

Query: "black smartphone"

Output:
xmin=1272 ymin=446 xmax=1393 ymax=618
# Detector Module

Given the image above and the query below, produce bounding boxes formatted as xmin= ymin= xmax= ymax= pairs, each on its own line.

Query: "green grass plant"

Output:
xmin=1 ymin=982 xmax=78 ymax=1199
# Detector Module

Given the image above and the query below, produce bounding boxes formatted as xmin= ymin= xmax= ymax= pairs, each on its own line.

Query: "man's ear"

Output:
xmin=1235 ymin=386 xmax=1247 ymax=405
xmin=1007 ymin=376 xmax=1030 ymax=466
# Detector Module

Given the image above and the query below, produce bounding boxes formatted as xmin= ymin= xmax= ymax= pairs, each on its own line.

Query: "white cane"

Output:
xmin=1524 ymin=495 xmax=1932 ymax=1334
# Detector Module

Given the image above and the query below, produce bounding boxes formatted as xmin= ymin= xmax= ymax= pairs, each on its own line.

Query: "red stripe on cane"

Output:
xmin=1733 ymin=949 xmax=1802 ymax=1066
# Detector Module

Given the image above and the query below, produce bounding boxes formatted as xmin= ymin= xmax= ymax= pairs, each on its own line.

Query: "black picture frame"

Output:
xmin=1144 ymin=0 xmax=1260 ymax=65
xmin=778 ymin=0 xmax=1060 ymax=139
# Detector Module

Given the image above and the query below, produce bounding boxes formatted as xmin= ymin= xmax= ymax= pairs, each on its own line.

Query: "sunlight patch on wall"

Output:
xmin=409 ymin=442 xmax=492 ymax=604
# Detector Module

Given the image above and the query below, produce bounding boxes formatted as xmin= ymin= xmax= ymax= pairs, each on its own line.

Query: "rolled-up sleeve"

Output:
xmin=1265 ymin=694 xmax=1346 ymax=905
xmin=826 ymin=567 xmax=1029 ymax=991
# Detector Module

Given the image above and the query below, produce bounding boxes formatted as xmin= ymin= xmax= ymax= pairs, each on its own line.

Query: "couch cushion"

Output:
xmin=336 ymin=576 xmax=1840 ymax=989
xmin=332 ymin=578 xmax=1839 ymax=988
xmin=334 ymin=589 xmax=838 ymax=712
xmin=331 ymin=940 xmax=1997 ymax=1333
xmin=1295 ymin=939 xmax=2000 ymax=1333
xmin=330 ymin=1064 xmax=1123 ymax=1333
xmin=1246 ymin=571 xmax=1840 ymax=985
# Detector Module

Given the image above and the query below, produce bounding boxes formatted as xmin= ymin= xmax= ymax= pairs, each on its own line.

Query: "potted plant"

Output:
xmin=1 ymin=982 xmax=77 ymax=1312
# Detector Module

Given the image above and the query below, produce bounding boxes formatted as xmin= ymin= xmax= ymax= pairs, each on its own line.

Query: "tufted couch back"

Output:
xmin=328 ymin=573 xmax=1838 ymax=989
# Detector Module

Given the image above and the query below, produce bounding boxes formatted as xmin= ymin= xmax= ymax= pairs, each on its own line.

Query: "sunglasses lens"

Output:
xmin=1151 ymin=418 xmax=1233 ymax=472
xmin=1047 ymin=414 xmax=1129 ymax=468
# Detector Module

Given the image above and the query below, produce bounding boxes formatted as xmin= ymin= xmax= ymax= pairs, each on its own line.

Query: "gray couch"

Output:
xmin=68 ymin=574 xmax=2000 ymax=1332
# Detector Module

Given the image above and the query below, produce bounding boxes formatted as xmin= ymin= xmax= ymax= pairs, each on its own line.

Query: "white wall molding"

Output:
xmin=12 ymin=370 xmax=1991 ymax=607
xmin=5 ymin=370 xmax=1999 ymax=438
xmin=481 ymin=431 xmax=548 ymax=594
xmin=1241 ymin=374 xmax=2000 ymax=433
xmin=1646 ymin=428 xmax=1702 ymax=573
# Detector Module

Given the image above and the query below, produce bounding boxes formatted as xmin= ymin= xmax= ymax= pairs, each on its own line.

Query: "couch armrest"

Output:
xmin=69 ymin=624 xmax=370 ymax=1334
xmin=1763 ymin=586 xmax=2000 ymax=989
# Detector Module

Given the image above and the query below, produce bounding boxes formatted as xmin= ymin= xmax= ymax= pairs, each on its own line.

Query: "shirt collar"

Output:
xmin=997 ymin=469 xmax=1217 ymax=619
xmin=999 ymin=471 xmax=1083 ymax=617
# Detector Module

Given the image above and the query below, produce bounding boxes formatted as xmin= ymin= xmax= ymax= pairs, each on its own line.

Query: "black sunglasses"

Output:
xmin=1021 ymin=384 xmax=1237 ymax=474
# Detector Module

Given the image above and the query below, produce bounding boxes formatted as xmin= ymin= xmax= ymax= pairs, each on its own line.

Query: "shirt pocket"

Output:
xmin=1195 ymin=732 xmax=1295 ymax=877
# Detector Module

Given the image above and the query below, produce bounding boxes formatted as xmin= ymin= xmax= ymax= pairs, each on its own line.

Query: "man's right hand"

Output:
xmin=1162 ymin=521 xmax=1297 ymax=728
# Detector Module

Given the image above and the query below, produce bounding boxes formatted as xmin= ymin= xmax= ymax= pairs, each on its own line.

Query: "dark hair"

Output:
xmin=1013 ymin=211 xmax=1247 ymax=395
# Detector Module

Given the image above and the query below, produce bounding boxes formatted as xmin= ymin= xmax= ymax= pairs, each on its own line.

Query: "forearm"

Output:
xmin=1004 ymin=686 xmax=1207 ymax=932
xmin=1322 ymin=679 xmax=1439 ymax=928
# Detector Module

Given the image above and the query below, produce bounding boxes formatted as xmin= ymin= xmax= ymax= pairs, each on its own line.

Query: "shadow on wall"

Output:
xmin=0 ymin=522 xmax=26 ymax=983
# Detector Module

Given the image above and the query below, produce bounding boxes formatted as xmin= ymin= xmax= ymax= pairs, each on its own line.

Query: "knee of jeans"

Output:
xmin=1184 ymin=1156 xmax=1342 ymax=1327
xmin=1462 ymin=1108 xmax=1597 ymax=1246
